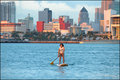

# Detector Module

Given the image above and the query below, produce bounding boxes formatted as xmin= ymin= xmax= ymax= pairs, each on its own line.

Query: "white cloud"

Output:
xmin=16 ymin=1 xmax=40 ymax=10
xmin=40 ymin=1 xmax=74 ymax=12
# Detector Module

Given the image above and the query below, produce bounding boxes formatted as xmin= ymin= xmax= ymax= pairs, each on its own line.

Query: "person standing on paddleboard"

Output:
xmin=58 ymin=43 xmax=65 ymax=64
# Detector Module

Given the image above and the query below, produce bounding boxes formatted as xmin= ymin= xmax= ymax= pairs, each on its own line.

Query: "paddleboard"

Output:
xmin=57 ymin=63 xmax=68 ymax=67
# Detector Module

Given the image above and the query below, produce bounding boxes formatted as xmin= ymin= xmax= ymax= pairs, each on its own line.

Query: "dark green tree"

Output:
xmin=11 ymin=31 xmax=20 ymax=40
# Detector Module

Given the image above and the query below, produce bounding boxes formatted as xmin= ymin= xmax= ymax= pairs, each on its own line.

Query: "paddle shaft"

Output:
xmin=52 ymin=54 xmax=61 ymax=62
xmin=53 ymin=56 xmax=58 ymax=62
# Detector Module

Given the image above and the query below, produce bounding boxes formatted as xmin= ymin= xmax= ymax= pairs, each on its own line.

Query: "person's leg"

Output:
xmin=62 ymin=54 xmax=64 ymax=63
xmin=59 ymin=55 xmax=61 ymax=64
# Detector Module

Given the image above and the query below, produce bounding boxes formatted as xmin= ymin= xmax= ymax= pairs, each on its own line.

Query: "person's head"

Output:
xmin=60 ymin=43 xmax=64 ymax=47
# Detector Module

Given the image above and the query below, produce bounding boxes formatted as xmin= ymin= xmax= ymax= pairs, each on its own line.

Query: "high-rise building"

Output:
xmin=101 ymin=0 xmax=113 ymax=12
xmin=18 ymin=14 xmax=34 ymax=32
xmin=95 ymin=8 xmax=101 ymax=23
xmin=94 ymin=8 xmax=101 ymax=32
xmin=78 ymin=7 xmax=89 ymax=26
xmin=94 ymin=0 xmax=115 ymax=32
xmin=38 ymin=8 xmax=52 ymax=23
xmin=0 ymin=2 xmax=16 ymax=23
xmin=111 ymin=0 xmax=120 ymax=14
xmin=100 ymin=0 xmax=114 ymax=20
xmin=104 ymin=9 xmax=117 ymax=32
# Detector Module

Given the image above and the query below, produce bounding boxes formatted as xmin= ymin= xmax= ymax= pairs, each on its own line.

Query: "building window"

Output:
xmin=112 ymin=17 xmax=120 ymax=24
xmin=106 ymin=20 xmax=109 ymax=25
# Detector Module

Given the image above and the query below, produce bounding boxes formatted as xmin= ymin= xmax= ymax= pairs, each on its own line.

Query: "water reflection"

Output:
xmin=58 ymin=67 xmax=64 ymax=73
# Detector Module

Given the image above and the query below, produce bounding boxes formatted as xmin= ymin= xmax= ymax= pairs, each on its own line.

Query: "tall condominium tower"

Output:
xmin=38 ymin=8 xmax=52 ymax=23
xmin=100 ymin=0 xmax=113 ymax=20
xmin=78 ymin=7 xmax=89 ymax=26
xmin=95 ymin=8 xmax=101 ymax=23
xmin=111 ymin=0 xmax=119 ymax=14
xmin=0 ymin=2 xmax=16 ymax=23
xmin=95 ymin=0 xmax=114 ymax=23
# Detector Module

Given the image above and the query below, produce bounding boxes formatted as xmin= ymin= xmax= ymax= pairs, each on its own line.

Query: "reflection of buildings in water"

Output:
xmin=58 ymin=67 xmax=64 ymax=73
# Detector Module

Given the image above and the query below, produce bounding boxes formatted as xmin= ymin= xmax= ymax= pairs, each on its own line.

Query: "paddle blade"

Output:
xmin=50 ymin=61 xmax=54 ymax=65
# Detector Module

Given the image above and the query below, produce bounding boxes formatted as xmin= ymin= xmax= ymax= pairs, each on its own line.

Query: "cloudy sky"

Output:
xmin=13 ymin=1 xmax=101 ymax=25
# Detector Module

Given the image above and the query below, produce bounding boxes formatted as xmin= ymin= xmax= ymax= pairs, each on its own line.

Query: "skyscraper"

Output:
xmin=78 ymin=7 xmax=89 ymax=26
xmin=0 ymin=2 xmax=16 ymax=23
xmin=111 ymin=0 xmax=119 ymax=14
xmin=94 ymin=0 xmax=115 ymax=32
xmin=95 ymin=8 xmax=101 ymax=23
xmin=38 ymin=8 xmax=52 ymax=23
xmin=100 ymin=0 xmax=113 ymax=20
xmin=18 ymin=14 xmax=34 ymax=32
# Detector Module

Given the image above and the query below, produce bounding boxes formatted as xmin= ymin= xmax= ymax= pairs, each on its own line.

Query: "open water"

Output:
xmin=1 ymin=43 xmax=119 ymax=79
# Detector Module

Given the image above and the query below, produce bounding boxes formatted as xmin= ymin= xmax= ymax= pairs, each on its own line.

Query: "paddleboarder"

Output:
xmin=58 ymin=43 xmax=65 ymax=64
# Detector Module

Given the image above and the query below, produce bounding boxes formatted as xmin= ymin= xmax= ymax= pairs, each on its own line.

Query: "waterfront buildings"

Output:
xmin=43 ymin=30 xmax=57 ymax=33
xmin=78 ymin=7 xmax=89 ymax=26
xmin=69 ymin=24 xmax=82 ymax=35
xmin=111 ymin=15 xmax=120 ymax=40
xmin=0 ymin=21 xmax=16 ymax=33
xmin=100 ymin=20 xmax=104 ymax=32
xmin=104 ymin=9 xmax=117 ymax=32
xmin=80 ymin=22 xmax=93 ymax=34
xmin=60 ymin=30 xmax=69 ymax=35
xmin=97 ymin=8 xmax=119 ymax=40
xmin=0 ymin=21 xmax=26 ymax=39
xmin=0 ymin=2 xmax=16 ymax=23
xmin=18 ymin=14 xmax=34 ymax=32
xmin=59 ymin=16 xmax=71 ymax=30
xmin=0 ymin=21 xmax=26 ymax=33
xmin=44 ymin=23 xmax=53 ymax=30
xmin=94 ymin=0 xmax=115 ymax=32
xmin=90 ymin=22 xmax=100 ymax=32
xmin=36 ymin=14 xmax=72 ymax=34
xmin=53 ymin=23 xmax=60 ymax=30
xmin=16 ymin=23 xmax=26 ymax=33
xmin=38 ymin=8 xmax=52 ymax=23
xmin=36 ymin=21 xmax=44 ymax=32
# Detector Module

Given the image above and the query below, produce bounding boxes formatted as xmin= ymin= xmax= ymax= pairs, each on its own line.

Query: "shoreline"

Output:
xmin=0 ymin=40 xmax=119 ymax=44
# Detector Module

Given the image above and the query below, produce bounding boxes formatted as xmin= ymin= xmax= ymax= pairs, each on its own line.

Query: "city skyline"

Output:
xmin=1 ymin=0 xmax=119 ymax=25
xmin=0 ymin=0 xmax=120 ymax=41
xmin=4 ymin=1 xmax=102 ymax=24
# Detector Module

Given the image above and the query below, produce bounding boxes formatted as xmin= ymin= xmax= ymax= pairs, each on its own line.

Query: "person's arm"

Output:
xmin=58 ymin=48 xmax=60 ymax=57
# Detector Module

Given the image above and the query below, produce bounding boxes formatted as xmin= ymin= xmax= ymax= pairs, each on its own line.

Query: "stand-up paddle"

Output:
xmin=50 ymin=56 xmax=58 ymax=65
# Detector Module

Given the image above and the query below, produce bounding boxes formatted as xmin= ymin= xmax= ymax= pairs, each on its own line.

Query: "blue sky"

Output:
xmin=14 ymin=1 xmax=101 ymax=25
